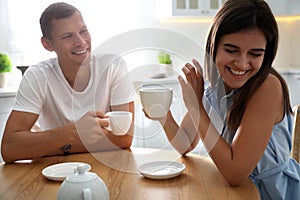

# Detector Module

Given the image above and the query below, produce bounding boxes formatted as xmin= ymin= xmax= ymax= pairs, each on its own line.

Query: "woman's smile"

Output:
xmin=226 ymin=66 xmax=248 ymax=76
xmin=215 ymin=28 xmax=266 ymax=90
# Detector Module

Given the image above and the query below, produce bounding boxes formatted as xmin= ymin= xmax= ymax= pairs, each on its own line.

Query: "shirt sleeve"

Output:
xmin=109 ymin=56 xmax=137 ymax=106
xmin=13 ymin=66 xmax=47 ymax=114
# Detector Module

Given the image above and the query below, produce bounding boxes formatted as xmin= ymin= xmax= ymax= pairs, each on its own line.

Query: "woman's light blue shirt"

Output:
xmin=203 ymin=80 xmax=300 ymax=200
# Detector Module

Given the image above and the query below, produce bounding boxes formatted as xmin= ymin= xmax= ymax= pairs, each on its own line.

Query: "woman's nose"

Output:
xmin=234 ymin=55 xmax=249 ymax=68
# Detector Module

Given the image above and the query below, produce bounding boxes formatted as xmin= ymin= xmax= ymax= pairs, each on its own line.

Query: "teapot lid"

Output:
xmin=66 ymin=164 xmax=97 ymax=182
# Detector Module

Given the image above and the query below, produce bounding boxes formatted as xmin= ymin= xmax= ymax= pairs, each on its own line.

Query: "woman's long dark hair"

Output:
xmin=205 ymin=0 xmax=292 ymax=132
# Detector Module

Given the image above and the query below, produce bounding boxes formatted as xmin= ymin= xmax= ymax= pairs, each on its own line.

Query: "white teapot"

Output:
xmin=57 ymin=164 xmax=110 ymax=200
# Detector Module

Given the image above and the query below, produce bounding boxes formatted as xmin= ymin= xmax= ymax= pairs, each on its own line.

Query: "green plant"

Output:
xmin=0 ymin=53 xmax=13 ymax=73
xmin=158 ymin=52 xmax=172 ymax=64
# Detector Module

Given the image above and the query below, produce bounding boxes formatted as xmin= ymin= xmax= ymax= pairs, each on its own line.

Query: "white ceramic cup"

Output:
xmin=139 ymin=87 xmax=173 ymax=119
xmin=105 ymin=111 xmax=133 ymax=136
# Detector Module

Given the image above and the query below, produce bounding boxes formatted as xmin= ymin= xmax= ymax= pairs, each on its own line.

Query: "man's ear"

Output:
xmin=41 ymin=37 xmax=54 ymax=52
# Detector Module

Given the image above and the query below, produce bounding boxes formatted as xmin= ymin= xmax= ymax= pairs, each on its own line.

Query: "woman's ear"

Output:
xmin=41 ymin=37 xmax=54 ymax=52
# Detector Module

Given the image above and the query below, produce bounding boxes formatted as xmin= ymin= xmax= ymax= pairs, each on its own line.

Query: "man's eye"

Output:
xmin=62 ymin=35 xmax=71 ymax=39
xmin=80 ymin=29 xmax=88 ymax=34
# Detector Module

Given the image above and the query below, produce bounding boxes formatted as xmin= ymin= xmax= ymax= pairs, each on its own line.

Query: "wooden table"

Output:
xmin=0 ymin=148 xmax=260 ymax=200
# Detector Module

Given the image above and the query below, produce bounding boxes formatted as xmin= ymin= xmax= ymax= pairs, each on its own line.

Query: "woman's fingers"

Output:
xmin=182 ymin=63 xmax=197 ymax=84
xmin=192 ymin=59 xmax=203 ymax=77
xmin=178 ymin=75 xmax=187 ymax=89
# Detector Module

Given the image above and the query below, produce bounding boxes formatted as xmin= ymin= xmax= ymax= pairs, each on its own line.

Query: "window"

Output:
xmin=1 ymin=0 xmax=141 ymax=66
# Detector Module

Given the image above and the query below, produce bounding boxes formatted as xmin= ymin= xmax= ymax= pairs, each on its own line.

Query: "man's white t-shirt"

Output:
xmin=13 ymin=54 xmax=136 ymax=130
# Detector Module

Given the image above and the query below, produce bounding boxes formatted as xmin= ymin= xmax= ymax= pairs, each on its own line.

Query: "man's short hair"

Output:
xmin=40 ymin=2 xmax=80 ymax=39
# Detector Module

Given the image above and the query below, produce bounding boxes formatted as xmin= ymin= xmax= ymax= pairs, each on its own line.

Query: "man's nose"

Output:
xmin=73 ymin=35 xmax=85 ymax=46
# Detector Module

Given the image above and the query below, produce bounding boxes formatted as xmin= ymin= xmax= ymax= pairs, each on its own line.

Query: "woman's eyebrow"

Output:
xmin=251 ymin=48 xmax=265 ymax=52
xmin=223 ymin=43 xmax=238 ymax=48
xmin=223 ymin=43 xmax=265 ymax=52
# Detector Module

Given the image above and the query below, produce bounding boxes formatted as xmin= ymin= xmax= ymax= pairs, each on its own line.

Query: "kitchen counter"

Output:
xmin=0 ymin=86 xmax=18 ymax=97
xmin=0 ymin=68 xmax=22 ymax=97
xmin=278 ymin=68 xmax=300 ymax=75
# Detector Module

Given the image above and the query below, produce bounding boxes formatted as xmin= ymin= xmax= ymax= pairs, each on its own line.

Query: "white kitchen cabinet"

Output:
xmin=172 ymin=0 xmax=300 ymax=16
xmin=290 ymin=0 xmax=300 ymax=15
xmin=264 ymin=0 xmax=300 ymax=15
xmin=266 ymin=0 xmax=290 ymax=15
xmin=172 ymin=0 xmax=226 ymax=16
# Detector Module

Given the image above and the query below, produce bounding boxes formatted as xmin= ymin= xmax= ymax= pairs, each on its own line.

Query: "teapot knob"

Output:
xmin=76 ymin=164 xmax=87 ymax=175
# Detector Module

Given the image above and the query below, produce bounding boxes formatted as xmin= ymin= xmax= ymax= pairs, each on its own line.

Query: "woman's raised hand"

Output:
xmin=178 ymin=59 xmax=204 ymax=112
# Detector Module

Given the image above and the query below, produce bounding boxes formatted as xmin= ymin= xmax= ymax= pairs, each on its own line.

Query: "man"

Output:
xmin=1 ymin=2 xmax=136 ymax=163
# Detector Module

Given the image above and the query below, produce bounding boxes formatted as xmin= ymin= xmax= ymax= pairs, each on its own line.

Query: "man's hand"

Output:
xmin=75 ymin=111 xmax=109 ymax=144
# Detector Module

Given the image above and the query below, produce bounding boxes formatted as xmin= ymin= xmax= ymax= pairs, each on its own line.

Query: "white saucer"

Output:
xmin=138 ymin=161 xmax=185 ymax=180
xmin=148 ymin=72 xmax=167 ymax=78
xmin=42 ymin=162 xmax=91 ymax=181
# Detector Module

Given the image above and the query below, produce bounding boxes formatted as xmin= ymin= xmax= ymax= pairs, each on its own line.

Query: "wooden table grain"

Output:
xmin=0 ymin=148 xmax=260 ymax=200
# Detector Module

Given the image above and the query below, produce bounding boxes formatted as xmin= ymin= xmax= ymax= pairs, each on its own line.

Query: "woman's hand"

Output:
xmin=141 ymin=108 xmax=169 ymax=125
xmin=178 ymin=59 xmax=204 ymax=112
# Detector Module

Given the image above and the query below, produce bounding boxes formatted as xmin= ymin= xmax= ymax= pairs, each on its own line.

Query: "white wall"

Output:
xmin=274 ymin=19 xmax=300 ymax=69
xmin=289 ymin=20 xmax=300 ymax=68
xmin=0 ymin=0 xmax=141 ymax=66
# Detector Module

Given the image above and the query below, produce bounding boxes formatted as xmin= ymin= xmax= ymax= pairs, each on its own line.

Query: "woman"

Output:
xmin=148 ymin=0 xmax=300 ymax=199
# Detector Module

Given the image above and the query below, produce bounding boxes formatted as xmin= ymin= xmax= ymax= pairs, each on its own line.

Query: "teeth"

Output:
xmin=73 ymin=49 xmax=87 ymax=55
xmin=229 ymin=68 xmax=246 ymax=75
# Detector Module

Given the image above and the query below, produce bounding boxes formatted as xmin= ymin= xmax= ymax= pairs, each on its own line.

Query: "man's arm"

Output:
xmin=1 ymin=101 xmax=134 ymax=163
xmin=1 ymin=110 xmax=75 ymax=163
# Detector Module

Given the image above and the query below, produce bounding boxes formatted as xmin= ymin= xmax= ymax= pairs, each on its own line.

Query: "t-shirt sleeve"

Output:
xmin=13 ymin=66 xmax=47 ymax=114
xmin=109 ymin=57 xmax=137 ymax=106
